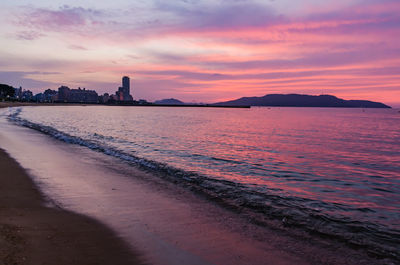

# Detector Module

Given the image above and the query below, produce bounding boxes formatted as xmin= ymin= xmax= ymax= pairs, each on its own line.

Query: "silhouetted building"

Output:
xmin=123 ymin=76 xmax=130 ymax=92
xmin=21 ymin=90 xmax=33 ymax=101
xmin=33 ymin=93 xmax=43 ymax=102
xmin=99 ymin=93 xmax=110 ymax=103
xmin=56 ymin=86 xmax=98 ymax=103
xmin=57 ymin=86 xmax=70 ymax=102
xmin=115 ymin=76 xmax=133 ymax=101
xmin=43 ymin=89 xmax=57 ymax=102
xmin=14 ymin=86 xmax=22 ymax=100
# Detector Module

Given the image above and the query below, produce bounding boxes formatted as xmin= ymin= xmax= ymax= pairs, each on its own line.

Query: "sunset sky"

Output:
xmin=0 ymin=0 xmax=399 ymax=105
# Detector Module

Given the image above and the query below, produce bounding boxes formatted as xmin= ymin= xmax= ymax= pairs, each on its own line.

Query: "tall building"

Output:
xmin=116 ymin=76 xmax=133 ymax=101
xmin=122 ymin=76 xmax=130 ymax=94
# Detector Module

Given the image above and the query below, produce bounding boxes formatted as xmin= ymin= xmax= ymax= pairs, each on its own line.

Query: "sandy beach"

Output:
xmin=0 ymin=147 xmax=144 ymax=265
xmin=0 ymin=102 xmax=48 ymax=108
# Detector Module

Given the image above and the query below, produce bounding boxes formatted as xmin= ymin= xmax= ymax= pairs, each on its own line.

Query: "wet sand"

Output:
xmin=0 ymin=115 xmax=305 ymax=265
xmin=0 ymin=148 xmax=144 ymax=265
xmin=0 ymin=102 xmax=51 ymax=108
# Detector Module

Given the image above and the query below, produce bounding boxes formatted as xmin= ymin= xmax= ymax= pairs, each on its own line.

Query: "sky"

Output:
xmin=0 ymin=0 xmax=399 ymax=106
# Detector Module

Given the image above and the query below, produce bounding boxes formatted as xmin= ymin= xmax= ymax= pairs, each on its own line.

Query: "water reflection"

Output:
xmin=15 ymin=106 xmax=400 ymax=231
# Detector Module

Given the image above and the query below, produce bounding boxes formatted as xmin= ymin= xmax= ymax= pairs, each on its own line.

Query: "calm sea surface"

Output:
xmin=8 ymin=106 xmax=400 ymax=258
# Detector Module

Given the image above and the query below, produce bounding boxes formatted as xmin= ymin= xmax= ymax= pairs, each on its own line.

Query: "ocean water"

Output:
xmin=6 ymin=106 xmax=400 ymax=259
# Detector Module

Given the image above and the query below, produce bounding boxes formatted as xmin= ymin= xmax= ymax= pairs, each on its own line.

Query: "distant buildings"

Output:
xmin=4 ymin=75 xmax=135 ymax=104
xmin=31 ymin=89 xmax=57 ymax=103
xmin=56 ymin=86 xmax=98 ymax=103
xmin=14 ymin=86 xmax=22 ymax=99
xmin=21 ymin=90 xmax=33 ymax=101
xmin=11 ymin=86 xmax=34 ymax=101
xmin=56 ymin=76 xmax=134 ymax=104
xmin=44 ymin=89 xmax=58 ymax=102
xmin=99 ymin=93 xmax=110 ymax=104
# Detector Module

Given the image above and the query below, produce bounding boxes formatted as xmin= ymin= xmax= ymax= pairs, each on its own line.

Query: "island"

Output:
xmin=214 ymin=94 xmax=391 ymax=108
xmin=154 ymin=98 xmax=184 ymax=105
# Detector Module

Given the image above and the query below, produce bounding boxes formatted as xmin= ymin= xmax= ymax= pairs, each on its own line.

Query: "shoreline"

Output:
xmin=3 ymin=101 xmax=397 ymax=110
xmin=0 ymin=148 xmax=144 ymax=265
xmin=0 ymin=101 xmax=250 ymax=108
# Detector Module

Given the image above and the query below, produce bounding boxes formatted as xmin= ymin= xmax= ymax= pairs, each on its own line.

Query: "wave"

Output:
xmin=8 ymin=107 xmax=400 ymax=261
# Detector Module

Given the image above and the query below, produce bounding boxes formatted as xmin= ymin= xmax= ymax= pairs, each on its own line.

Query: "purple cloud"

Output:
xmin=153 ymin=1 xmax=280 ymax=30
xmin=0 ymin=71 xmax=59 ymax=90
xmin=17 ymin=5 xmax=103 ymax=31
xmin=10 ymin=0 xmax=400 ymax=43
xmin=15 ymin=30 xmax=45 ymax=40
xmin=69 ymin=45 xmax=88 ymax=50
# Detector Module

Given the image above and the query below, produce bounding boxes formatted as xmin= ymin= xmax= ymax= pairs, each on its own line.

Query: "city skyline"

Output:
xmin=0 ymin=0 xmax=399 ymax=106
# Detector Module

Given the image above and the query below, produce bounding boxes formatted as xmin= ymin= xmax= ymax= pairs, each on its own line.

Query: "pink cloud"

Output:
xmin=4 ymin=1 xmax=400 ymax=105
xmin=68 ymin=44 xmax=88 ymax=50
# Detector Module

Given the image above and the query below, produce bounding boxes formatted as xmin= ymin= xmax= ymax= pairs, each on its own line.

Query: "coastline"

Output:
xmin=0 ymin=102 xmax=41 ymax=108
xmin=0 ymin=101 xmax=251 ymax=108
xmin=0 ymin=147 xmax=144 ymax=265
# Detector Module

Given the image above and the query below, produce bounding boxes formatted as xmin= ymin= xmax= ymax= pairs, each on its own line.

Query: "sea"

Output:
xmin=4 ymin=105 xmax=400 ymax=260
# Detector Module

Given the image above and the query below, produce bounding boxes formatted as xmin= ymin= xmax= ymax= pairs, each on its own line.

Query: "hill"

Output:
xmin=154 ymin=98 xmax=184 ymax=105
xmin=214 ymin=94 xmax=391 ymax=108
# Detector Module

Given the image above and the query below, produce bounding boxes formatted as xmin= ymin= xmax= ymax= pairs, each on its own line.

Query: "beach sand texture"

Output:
xmin=0 ymin=148 xmax=144 ymax=265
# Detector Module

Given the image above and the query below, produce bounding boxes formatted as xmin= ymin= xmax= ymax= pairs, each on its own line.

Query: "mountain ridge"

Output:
xmin=154 ymin=98 xmax=184 ymax=105
xmin=214 ymin=94 xmax=391 ymax=108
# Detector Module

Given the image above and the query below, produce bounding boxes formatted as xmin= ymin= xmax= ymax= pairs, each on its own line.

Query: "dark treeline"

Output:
xmin=0 ymin=84 xmax=15 ymax=99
